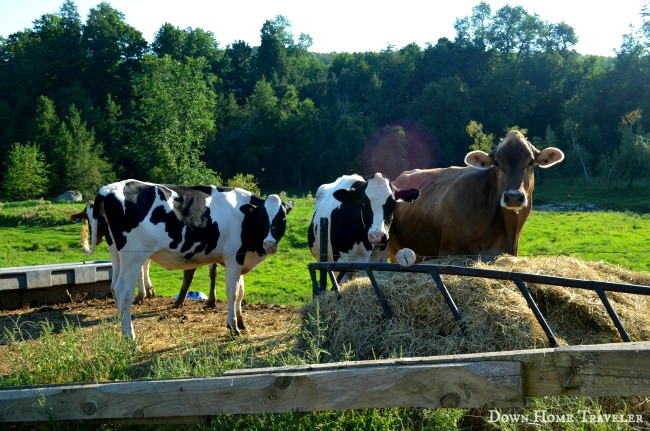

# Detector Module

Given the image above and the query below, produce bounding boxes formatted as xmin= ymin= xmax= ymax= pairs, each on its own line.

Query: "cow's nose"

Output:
xmin=502 ymin=190 xmax=527 ymax=208
xmin=368 ymin=232 xmax=386 ymax=245
xmin=263 ymin=240 xmax=278 ymax=254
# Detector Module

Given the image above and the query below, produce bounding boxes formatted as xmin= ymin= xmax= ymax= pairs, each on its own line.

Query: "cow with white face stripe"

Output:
xmin=77 ymin=179 xmax=293 ymax=339
xmin=307 ymin=173 xmax=419 ymax=269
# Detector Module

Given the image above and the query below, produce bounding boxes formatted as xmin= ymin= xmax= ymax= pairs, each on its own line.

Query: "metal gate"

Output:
xmin=308 ymin=218 xmax=650 ymax=347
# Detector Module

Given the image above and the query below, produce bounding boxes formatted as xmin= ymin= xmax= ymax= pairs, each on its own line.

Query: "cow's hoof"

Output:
xmin=204 ymin=300 xmax=217 ymax=309
xmin=227 ymin=324 xmax=241 ymax=338
xmin=132 ymin=298 xmax=143 ymax=305
xmin=170 ymin=301 xmax=183 ymax=309
xmin=237 ymin=322 xmax=247 ymax=331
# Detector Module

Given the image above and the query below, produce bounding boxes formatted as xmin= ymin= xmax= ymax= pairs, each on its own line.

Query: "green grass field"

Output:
xmin=2 ymin=176 xmax=650 ymax=303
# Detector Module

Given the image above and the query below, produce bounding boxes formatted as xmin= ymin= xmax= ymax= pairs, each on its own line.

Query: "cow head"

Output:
xmin=464 ymin=130 xmax=564 ymax=212
xmin=240 ymin=195 xmax=294 ymax=255
xmin=332 ymin=173 xmax=419 ymax=245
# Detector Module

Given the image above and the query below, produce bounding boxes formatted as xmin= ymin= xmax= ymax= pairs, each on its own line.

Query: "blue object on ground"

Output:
xmin=173 ymin=291 xmax=208 ymax=300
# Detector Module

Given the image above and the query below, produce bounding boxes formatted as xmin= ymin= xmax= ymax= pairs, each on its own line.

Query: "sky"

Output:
xmin=0 ymin=0 xmax=647 ymax=57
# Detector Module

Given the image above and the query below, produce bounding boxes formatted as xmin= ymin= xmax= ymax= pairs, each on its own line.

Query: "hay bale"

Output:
xmin=301 ymin=256 xmax=650 ymax=362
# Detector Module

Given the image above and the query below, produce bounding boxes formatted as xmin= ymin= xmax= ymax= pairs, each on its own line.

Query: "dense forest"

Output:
xmin=1 ymin=0 xmax=650 ymax=199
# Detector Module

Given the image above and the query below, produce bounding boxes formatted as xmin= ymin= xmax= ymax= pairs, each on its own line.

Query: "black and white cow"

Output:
xmin=73 ymin=207 xmax=217 ymax=307
xmin=307 ymin=173 xmax=419 ymax=267
xmin=77 ymin=179 xmax=293 ymax=339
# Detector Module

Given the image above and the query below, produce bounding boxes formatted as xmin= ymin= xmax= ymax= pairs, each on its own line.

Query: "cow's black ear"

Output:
xmin=284 ymin=199 xmax=294 ymax=214
xmin=240 ymin=203 xmax=257 ymax=214
xmin=333 ymin=188 xmax=358 ymax=202
xmin=395 ymin=188 xmax=419 ymax=202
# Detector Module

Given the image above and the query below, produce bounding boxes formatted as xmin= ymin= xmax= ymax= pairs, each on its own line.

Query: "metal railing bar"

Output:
xmin=318 ymin=218 xmax=329 ymax=294
xmin=327 ymin=270 xmax=341 ymax=296
xmin=428 ymin=268 xmax=467 ymax=336
xmin=511 ymin=276 xmax=559 ymax=347
xmin=365 ymin=269 xmax=393 ymax=319
xmin=308 ymin=262 xmax=650 ymax=296
xmin=428 ymin=269 xmax=463 ymax=322
xmin=594 ymin=286 xmax=631 ymax=342
xmin=309 ymin=268 xmax=320 ymax=297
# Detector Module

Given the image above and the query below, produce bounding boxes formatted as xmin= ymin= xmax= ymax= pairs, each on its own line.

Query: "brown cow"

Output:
xmin=388 ymin=130 xmax=564 ymax=261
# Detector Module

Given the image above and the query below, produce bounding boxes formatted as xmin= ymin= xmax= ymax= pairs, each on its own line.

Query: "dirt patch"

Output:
xmin=0 ymin=296 xmax=301 ymax=375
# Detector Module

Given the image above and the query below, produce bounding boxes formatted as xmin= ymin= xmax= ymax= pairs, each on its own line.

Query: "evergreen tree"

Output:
xmin=31 ymin=95 xmax=59 ymax=162
xmin=2 ymin=142 xmax=49 ymax=199
xmin=51 ymin=105 xmax=112 ymax=196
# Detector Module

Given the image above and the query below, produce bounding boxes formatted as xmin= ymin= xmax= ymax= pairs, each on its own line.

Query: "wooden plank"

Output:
xmin=2 ymin=343 xmax=650 ymax=424
xmin=230 ymin=342 xmax=650 ymax=398
xmin=0 ymin=361 xmax=523 ymax=423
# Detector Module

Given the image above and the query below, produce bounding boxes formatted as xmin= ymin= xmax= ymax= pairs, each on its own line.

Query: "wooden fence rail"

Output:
xmin=1 ymin=342 xmax=649 ymax=425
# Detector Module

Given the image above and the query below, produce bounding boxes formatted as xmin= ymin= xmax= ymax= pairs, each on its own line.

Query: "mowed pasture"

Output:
xmin=2 ymin=177 xmax=650 ymax=429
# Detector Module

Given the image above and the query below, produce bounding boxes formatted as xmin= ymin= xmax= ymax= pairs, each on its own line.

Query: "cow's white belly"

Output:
xmin=148 ymin=249 xmax=267 ymax=273
xmin=149 ymin=250 xmax=222 ymax=270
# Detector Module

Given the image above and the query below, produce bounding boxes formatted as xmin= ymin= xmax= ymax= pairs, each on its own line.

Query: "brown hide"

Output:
xmin=388 ymin=131 xmax=564 ymax=261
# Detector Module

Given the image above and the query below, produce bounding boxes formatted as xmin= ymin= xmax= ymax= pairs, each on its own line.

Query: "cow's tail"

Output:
xmin=81 ymin=198 xmax=103 ymax=255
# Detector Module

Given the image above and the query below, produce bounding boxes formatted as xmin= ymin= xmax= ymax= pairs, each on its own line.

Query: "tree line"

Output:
xmin=1 ymin=0 xmax=650 ymax=199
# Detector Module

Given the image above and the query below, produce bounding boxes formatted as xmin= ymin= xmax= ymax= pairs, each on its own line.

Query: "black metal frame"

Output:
xmin=308 ymin=218 xmax=650 ymax=348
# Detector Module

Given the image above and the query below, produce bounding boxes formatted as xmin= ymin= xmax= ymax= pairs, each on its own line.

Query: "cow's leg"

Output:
xmin=235 ymin=275 xmax=246 ymax=331
xmin=108 ymin=247 xmax=120 ymax=303
xmin=224 ymin=264 xmax=243 ymax=337
xmin=133 ymin=259 xmax=150 ymax=305
xmin=142 ymin=259 xmax=155 ymax=298
xmin=205 ymin=263 xmax=217 ymax=308
xmin=114 ymin=253 xmax=149 ymax=340
xmin=171 ymin=268 xmax=197 ymax=309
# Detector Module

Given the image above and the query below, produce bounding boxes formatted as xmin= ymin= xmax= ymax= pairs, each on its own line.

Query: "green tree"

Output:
xmin=152 ymin=24 xmax=224 ymax=71
xmin=274 ymin=85 xmax=321 ymax=187
xmin=256 ymin=15 xmax=293 ymax=83
xmin=130 ymin=55 xmax=218 ymax=184
xmin=226 ymin=173 xmax=260 ymax=195
xmin=2 ymin=142 xmax=49 ymax=199
xmin=31 ymin=95 xmax=59 ymax=162
xmin=542 ymin=22 xmax=578 ymax=53
xmin=563 ymin=118 xmax=591 ymax=182
xmin=237 ymin=78 xmax=280 ymax=182
xmin=51 ymin=105 xmax=113 ymax=196
xmin=152 ymin=23 xmax=185 ymax=59
xmin=612 ymin=110 xmax=650 ymax=187
xmin=466 ymin=120 xmax=494 ymax=152
xmin=100 ymin=95 xmax=124 ymax=164
xmin=320 ymin=113 xmax=372 ymax=182
xmin=454 ymin=1 xmax=492 ymax=50
xmin=410 ymin=76 xmax=471 ymax=164
xmin=82 ymin=2 xmax=147 ymax=106
xmin=223 ymin=40 xmax=256 ymax=103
